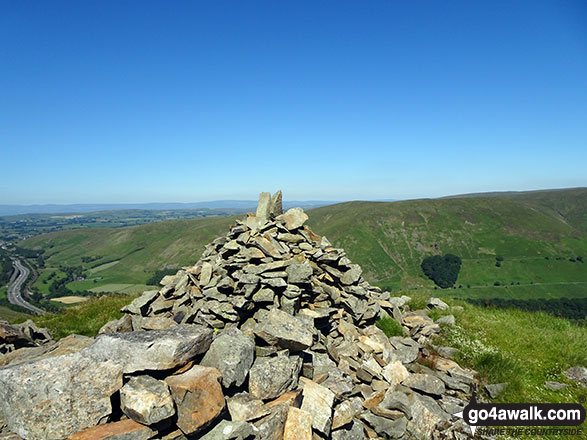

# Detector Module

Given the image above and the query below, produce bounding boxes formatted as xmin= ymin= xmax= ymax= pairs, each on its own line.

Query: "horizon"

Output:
xmin=1 ymin=186 xmax=584 ymax=217
xmin=1 ymin=1 xmax=586 ymax=204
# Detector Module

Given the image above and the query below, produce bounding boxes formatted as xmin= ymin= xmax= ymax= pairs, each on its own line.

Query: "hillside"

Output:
xmin=18 ymin=189 xmax=587 ymax=305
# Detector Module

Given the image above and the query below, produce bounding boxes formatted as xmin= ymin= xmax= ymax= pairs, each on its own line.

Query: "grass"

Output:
xmin=0 ymin=305 xmax=31 ymax=323
xmin=376 ymin=316 xmax=404 ymax=337
xmin=18 ymin=189 xmax=587 ymax=302
xmin=28 ymin=294 xmax=135 ymax=339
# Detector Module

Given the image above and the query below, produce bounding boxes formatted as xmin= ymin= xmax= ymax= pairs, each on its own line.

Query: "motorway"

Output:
xmin=7 ymin=258 xmax=45 ymax=315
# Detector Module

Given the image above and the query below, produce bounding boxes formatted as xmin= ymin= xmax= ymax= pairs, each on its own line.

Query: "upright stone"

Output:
xmin=283 ymin=407 xmax=312 ymax=440
xmin=299 ymin=377 xmax=335 ymax=436
xmin=120 ymin=375 xmax=175 ymax=425
xmin=256 ymin=192 xmax=271 ymax=220
xmin=270 ymin=190 xmax=283 ymax=217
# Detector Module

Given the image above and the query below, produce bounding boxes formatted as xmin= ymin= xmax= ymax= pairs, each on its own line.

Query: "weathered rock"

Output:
xmin=253 ymin=309 xmax=313 ymax=351
xmin=99 ymin=315 xmax=133 ymax=334
xmin=564 ymin=366 xmax=587 ymax=387
xmin=402 ymin=374 xmax=446 ymax=397
xmin=360 ymin=413 xmax=407 ymax=439
xmin=406 ymin=394 xmax=447 ymax=439
xmin=199 ymin=420 xmax=256 ymax=440
xmin=285 ymin=261 xmax=313 ymax=284
xmin=276 ymin=207 xmax=309 ymax=230
xmin=121 ymin=290 xmax=159 ymax=315
xmin=544 ymin=381 xmax=568 ymax=391
xmin=249 ymin=355 xmax=301 ymax=400
xmin=435 ymin=314 xmax=456 ymax=326
xmin=256 ymin=192 xmax=272 ymax=220
xmin=485 ymin=383 xmax=508 ymax=398
xmin=254 ymin=403 xmax=289 ymax=440
xmin=332 ymin=397 xmax=363 ymax=430
xmin=427 ymin=297 xmax=449 ymax=311
xmin=269 ymin=190 xmax=283 ymax=217
xmin=120 ymin=375 xmax=175 ymax=425
xmin=13 ymin=320 xmax=52 ymax=344
xmin=378 ymin=390 xmax=411 ymax=418
xmin=331 ymin=420 xmax=366 ymax=440
xmin=341 ymin=264 xmax=362 ymax=285
xmin=283 ymin=407 xmax=312 ymax=440
xmin=201 ymin=327 xmax=255 ymax=388
xmin=227 ymin=393 xmax=270 ymax=422
xmin=68 ymin=419 xmax=156 ymax=440
xmin=164 ymin=365 xmax=225 ymax=435
xmin=83 ymin=325 xmax=212 ymax=373
xmin=382 ymin=360 xmax=410 ymax=387
xmin=299 ymin=377 xmax=335 ymax=436
xmin=0 ymin=352 xmax=123 ymax=440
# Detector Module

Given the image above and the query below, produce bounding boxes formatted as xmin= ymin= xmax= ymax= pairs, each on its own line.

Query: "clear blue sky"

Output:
xmin=1 ymin=0 xmax=586 ymax=204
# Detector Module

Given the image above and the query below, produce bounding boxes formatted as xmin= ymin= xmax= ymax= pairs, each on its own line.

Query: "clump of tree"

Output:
xmin=420 ymin=254 xmax=462 ymax=288
xmin=0 ymin=249 xmax=14 ymax=286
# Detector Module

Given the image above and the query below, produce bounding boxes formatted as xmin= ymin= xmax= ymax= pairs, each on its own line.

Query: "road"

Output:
xmin=7 ymin=258 xmax=45 ymax=315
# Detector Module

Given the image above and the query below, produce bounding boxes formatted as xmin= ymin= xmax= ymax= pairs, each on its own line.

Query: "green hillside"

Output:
xmin=19 ymin=189 xmax=587 ymax=303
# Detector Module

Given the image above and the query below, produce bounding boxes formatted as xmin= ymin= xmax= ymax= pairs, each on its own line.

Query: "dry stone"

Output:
xmin=249 ymin=354 xmax=301 ymax=400
xmin=164 ymin=365 xmax=225 ymax=435
xmin=120 ymin=375 xmax=174 ymax=425
xmin=283 ymin=407 xmax=312 ymax=440
xmin=68 ymin=419 xmax=156 ymax=440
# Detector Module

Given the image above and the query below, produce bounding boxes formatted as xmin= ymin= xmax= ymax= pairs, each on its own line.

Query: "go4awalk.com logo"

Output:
xmin=453 ymin=390 xmax=586 ymax=437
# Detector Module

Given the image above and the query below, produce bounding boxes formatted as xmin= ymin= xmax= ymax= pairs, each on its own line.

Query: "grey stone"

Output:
xmin=200 ymin=420 xmax=256 ymax=440
xmin=249 ymin=355 xmax=301 ymax=400
xmin=0 ymin=351 xmax=123 ymax=440
xmin=402 ymin=374 xmax=446 ymax=397
xmin=269 ymin=190 xmax=283 ymax=217
xmin=254 ymin=403 xmax=289 ymax=440
xmin=120 ymin=375 xmax=175 ymax=425
xmin=544 ymin=381 xmax=568 ymax=391
xmin=201 ymin=327 xmax=255 ymax=388
xmin=121 ymin=290 xmax=159 ymax=315
xmin=286 ymin=261 xmax=313 ymax=284
xmin=82 ymin=325 xmax=212 ymax=373
xmin=360 ymin=413 xmax=407 ymax=439
xmin=485 ymin=383 xmax=508 ymax=398
xmin=331 ymin=420 xmax=366 ymax=440
xmin=299 ymin=377 xmax=335 ymax=436
xmin=332 ymin=397 xmax=363 ymax=430
xmin=379 ymin=390 xmax=411 ymax=418
xmin=564 ymin=366 xmax=587 ymax=387
xmin=256 ymin=192 xmax=272 ymax=220
xmin=253 ymin=309 xmax=314 ymax=351
xmin=276 ymin=207 xmax=309 ymax=230
xmin=227 ymin=393 xmax=270 ymax=422
xmin=341 ymin=264 xmax=362 ymax=285
xmin=427 ymin=297 xmax=449 ymax=311
xmin=436 ymin=314 xmax=456 ymax=326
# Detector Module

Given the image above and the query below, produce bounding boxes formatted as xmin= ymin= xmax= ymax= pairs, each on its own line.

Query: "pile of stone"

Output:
xmin=0 ymin=320 xmax=52 ymax=355
xmin=0 ymin=192 xmax=479 ymax=440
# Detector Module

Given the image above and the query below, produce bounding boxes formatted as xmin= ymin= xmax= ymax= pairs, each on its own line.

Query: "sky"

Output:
xmin=1 ymin=0 xmax=586 ymax=204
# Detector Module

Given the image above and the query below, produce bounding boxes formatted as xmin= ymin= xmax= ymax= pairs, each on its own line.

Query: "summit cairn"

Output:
xmin=0 ymin=191 xmax=479 ymax=440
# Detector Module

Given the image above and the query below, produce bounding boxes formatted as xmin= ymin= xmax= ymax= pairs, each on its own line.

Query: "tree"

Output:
xmin=420 ymin=254 xmax=462 ymax=288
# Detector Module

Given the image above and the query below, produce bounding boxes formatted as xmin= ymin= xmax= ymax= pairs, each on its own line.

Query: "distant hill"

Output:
xmin=0 ymin=200 xmax=337 ymax=216
xmin=19 ymin=188 xmax=587 ymax=302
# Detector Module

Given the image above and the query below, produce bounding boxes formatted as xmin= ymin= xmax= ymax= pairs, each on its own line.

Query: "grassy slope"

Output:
xmin=19 ymin=189 xmax=587 ymax=302
xmin=308 ymin=195 xmax=587 ymax=296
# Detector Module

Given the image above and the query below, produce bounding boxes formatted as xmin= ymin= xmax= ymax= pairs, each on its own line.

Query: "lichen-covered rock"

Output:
xmin=82 ymin=325 xmax=212 ymax=373
xmin=283 ymin=407 xmax=312 ymax=440
xmin=253 ymin=309 xmax=314 ymax=351
xmin=200 ymin=327 xmax=255 ymax=388
xmin=120 ymin=375 xmax=175 ymax=425
xmin=0 ymin=352 xmax=123 ymax=440
xmin=249 ymin=354 xmax=301 ymax=400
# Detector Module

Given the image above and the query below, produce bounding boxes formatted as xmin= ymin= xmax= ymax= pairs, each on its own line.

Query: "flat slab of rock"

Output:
xmin=199 ymin=420 xmax=256 ymax=440
xmin=82 ymin=325 xmax=212 ymax=373
xmin=0 ymin=352 xmax=123 ymax=440
xmin=201 ymin=328 xmax=255 ymax=388
xmin=283 ymin=407 xmax=312 ymax=440
xmin=253 ymin=309 xmax=313 ymax=351
xmin=68 ymin=419 xmax=155 ymax=440
xmin=402 ymin=374 xmax=445 ymax=397
xmin=249 ymin=355 xmax=301 ymax=400
xmin=227 ymin=393 xmax=270 ymax=422
xmin=427 ymin=297 xmax=449 ymax=311
xmin=165 ymin=365 xmax=225 ymax=435
xmin=120 ymin=375 xmax=174 ymax=425
xmin=277 ymin=208 xmax=309 ymax=230
xmin=300 ymin=377 xmax=335 ymax=436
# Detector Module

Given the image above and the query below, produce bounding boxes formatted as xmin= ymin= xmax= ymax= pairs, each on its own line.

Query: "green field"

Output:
xmin=18 ymin=189 xmax=587 ymax=303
